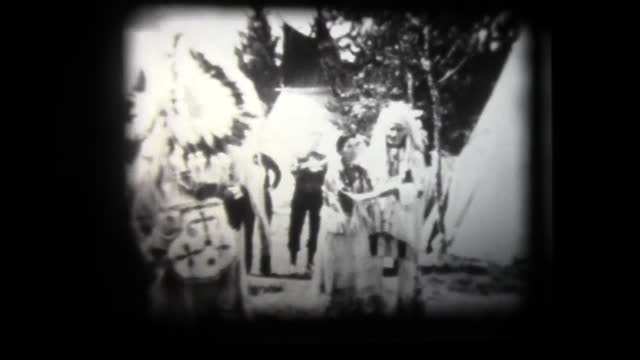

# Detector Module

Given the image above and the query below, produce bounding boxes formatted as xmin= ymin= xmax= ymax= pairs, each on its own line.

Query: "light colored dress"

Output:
xmin=356 ymin=146 xmax=433 ymax=315
xmin=310 ymin=161 xmax=375 ymax=315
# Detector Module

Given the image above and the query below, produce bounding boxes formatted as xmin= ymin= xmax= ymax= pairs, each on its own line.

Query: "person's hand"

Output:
xmin=225 ymin=185 xmax=243 ymax=200
xmin=298 ymin=160 xmax=311 ymax=171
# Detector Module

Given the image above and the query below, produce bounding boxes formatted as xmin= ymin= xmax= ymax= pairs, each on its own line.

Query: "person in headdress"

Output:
xmin=342 ymin=101 xmax=433 ymax=316
xmin=130 ymin=128 xmax=250 ymax=320
xmin=127 ymin=32 xmax=273 ymax=320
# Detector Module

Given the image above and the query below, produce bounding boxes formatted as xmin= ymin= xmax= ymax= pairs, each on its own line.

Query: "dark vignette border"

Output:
xmin=52 ymin=0 xmax=553 ymax=344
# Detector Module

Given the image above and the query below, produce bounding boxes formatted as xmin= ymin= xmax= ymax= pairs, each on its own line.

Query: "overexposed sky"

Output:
xmin=125 ymin=6 xmax=318 ymax=93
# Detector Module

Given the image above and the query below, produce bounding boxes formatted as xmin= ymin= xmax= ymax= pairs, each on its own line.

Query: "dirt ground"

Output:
xmin=244 ymin=271 xmax=523 ymax=319
xmin=244 ymin=208 xmax=525 ymax=319
xmin=248 ymin=208 xmax=524 ymax=318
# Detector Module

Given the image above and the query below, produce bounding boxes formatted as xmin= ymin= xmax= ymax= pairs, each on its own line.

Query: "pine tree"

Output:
xmin=317 ymin=8 xmax=520 ymax=155
xmin=316 ymin=7 xmax=520 ymax=252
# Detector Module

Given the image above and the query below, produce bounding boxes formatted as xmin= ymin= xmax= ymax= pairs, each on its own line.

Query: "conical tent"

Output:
xmin=260 ymin=87 xmax=340 ymax=209
xmin=258 ymin=23 xmax=341 ymax=210
xmin=441 ymin=28 xmax=532 ymax=266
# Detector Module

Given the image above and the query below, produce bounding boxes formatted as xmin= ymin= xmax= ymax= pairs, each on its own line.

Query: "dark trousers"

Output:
xmin=224 ymin=188 xmax=272 ymax=274
xmin=288 ymin=191 xmax=322 ymax=266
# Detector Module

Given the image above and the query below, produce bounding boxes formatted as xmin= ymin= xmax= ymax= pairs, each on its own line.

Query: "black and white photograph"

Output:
xmin=107 ymin=3 xmax=551 ymax=334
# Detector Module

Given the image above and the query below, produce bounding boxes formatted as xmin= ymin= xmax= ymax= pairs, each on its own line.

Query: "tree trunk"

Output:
xmin=406 ymin=71 xmax=414 ymax=104
xmin=422 ymin=25 xmax=447 ymax=252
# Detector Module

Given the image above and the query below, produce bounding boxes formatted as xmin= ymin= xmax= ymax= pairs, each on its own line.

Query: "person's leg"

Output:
xmin=259 ymin=190 xmax=273 ymax=275
xmin=258 ymin=223 xmax=271 ymax=275
xmin=225 ymin=188 xmax=255 ymax=274
xmin=359 ymin=232 xmax=385 ymax=315
xmin=426 ymin=221 xmax=439 ymax=254
xmin=397 ymin=259 xmax=421 ymax=317
xmin=288 ymin=192 xmax=306 ymax=266
xmin=243 ymin=196 xmax=256 ymax=274
xmin=265 ymin=189 xmax=273 ymax=222
xmin=306 ymin=192 xmax=323 ymax=270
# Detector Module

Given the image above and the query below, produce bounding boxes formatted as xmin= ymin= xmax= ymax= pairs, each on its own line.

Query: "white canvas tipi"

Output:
xmin=259 ymin=87 xmax=341 ymax=210
xmin=257 ymin=21 xmax=343 ymax=211
xmin=441 ymin=28 xmax=533 ymax=266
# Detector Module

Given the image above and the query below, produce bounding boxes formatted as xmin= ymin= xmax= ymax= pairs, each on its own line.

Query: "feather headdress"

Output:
xmin=126 ymin=30 xmax=276 ymax=280
xmin=356 ymin=101 xmax=428 ymax=186
xmin=126 ymin=31 xmax=266 ymax=192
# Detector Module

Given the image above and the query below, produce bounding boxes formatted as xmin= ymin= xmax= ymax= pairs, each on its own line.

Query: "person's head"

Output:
xmin=336 ymin=134 xmax=358 ymax=164
xmin=374 ymin=102 xmax=426 ymax=151
xmin=386 ymin=119 xmax=408 ymax=148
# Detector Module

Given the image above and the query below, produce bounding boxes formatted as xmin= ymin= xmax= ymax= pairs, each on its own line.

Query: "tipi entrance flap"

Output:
xmin=281 ymin=23 xmax=327 ymax=88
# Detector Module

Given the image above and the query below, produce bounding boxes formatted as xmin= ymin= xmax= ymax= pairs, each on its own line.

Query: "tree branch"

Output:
xmin=437 ymin=54 xmax=470 ymax=84
xmin=437 ymin=37 xmax=463 ymax=67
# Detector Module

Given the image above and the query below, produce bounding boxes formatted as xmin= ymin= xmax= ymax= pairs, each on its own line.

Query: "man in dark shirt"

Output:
xmin=288 ymin=148 xmax=328 ymax=274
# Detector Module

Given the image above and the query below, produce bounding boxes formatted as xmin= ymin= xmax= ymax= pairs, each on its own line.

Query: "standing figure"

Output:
xmin=126 ymin=31 xmax=273 ymax=321
xmin=344 ymin=102 xmax=432 ymax=316
xmin=288 ymin=135 xmax=328 ymax=274
xmin=225 ymin=153 xmax=281 ymax=275
xmin=131 ymin=138 xmax=249 ymax=321
xmin=255 ymin=153 xmax=281 ymax=274
xmin=312 ymin=134 xmax=376 ymax=316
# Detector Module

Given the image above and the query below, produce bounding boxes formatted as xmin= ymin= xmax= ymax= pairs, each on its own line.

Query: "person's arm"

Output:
xmin=320 ymin=159 xmax=328 ymax=175
xmin=323 ymin=172 xmax=347 ymax=214
xmin=322 ymin=175 xmax=350 ymax=235
xmin=313 ymin=152 xmax=329 ymax=171
xmin=243 ymin=171 xmax=273 ymax=243
xmin=398 ymin=151 xmax=431 ymax=203
xmin=343 ymin=187 xmax=398 ymax=203
xmin=291 ymin=157 xmax=302 ymax=175
xmin=294 ymin=151 xmax=324 ymax=172
xmin=363 ymin=171 xmax=374 ymax=193
xmin=262 ymin=154 xmax=281 ymax=189
xmin=342 ymin=174 xmax=404 ymax=202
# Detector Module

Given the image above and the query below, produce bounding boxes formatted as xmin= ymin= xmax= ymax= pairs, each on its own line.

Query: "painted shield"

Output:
xmin=167 ymin=199 xmax=238 ymax=282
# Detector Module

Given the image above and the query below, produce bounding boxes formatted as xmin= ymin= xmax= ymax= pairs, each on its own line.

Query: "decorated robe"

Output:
xmin=351 ymin=145 xmax=433 ymax=316
xmin=311 ymin=161 xmax=375 ymax=316
xmin=132 ymin=162 xmax=248 ymax=320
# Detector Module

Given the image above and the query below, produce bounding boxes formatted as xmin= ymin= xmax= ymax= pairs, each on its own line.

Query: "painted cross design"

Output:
xmin=186 ymin=210 xmax=216 ymax=242
xmin=169 ymin=202 xmax=221 ymax=268
xmin=167 ymin=200 xmax=237 ymax=279
xmin=173 ymin=242 xmax=204 ymax=268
